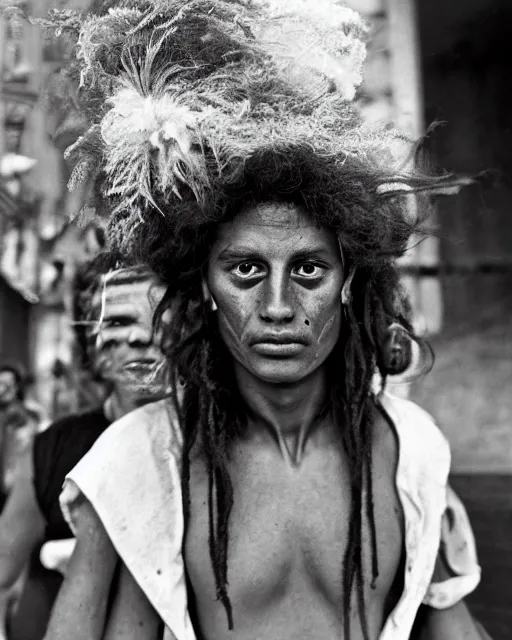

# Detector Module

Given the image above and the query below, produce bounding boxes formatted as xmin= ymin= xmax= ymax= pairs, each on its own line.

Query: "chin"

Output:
xmin=248 ymin=360 xmax=312 ymax=385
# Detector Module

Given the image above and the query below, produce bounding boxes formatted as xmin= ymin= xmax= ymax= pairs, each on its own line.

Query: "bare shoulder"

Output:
xmin=372 ymin=392 xmax=451 ymax=498
xmin=69 ymin=493 xmax=116 ymax=558
xmin=376 ymin=393 xmax=450 ymax=458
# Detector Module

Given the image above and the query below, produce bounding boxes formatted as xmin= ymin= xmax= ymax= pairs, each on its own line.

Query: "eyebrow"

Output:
xmin=217 ymin=246 xmax=334 ymax=262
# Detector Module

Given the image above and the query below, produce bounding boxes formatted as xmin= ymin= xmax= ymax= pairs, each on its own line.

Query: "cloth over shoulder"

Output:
xmin=60 ymin=392 xmax=478 ymax=640
xmin=60 ymin=399 xmax=196 ymax=640
xmin=377 ymin=392 xmax=451 ymax=639
xmin=377 ymin=394 xmax=481 ymax=612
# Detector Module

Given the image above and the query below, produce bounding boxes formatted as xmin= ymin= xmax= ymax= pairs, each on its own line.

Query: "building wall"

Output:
xmin=350 ymin=0 xmax=512 ymax=472
xmin=412 ymin=0 xmax=512 ymax=472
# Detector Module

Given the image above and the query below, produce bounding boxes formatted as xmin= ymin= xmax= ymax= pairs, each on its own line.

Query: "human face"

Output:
xmin=91 ymin=273 xmax=168 ymax=399
xmin=207 ymin=203 xmax=344 ymax=385
xmin=0 ymin=370 xmax=18 ymax=406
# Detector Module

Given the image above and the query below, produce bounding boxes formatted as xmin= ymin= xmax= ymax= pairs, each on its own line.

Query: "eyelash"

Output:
xmin=230 ymin=261 xmax=326 ymax=279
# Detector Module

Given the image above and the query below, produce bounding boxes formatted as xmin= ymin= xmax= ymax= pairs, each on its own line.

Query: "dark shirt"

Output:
xmin=32 ymin=406 xmax=110 ymax=540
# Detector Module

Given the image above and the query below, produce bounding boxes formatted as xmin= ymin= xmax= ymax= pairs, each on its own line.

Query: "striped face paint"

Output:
xmin=88 ymin=268 xmax=169 ymax=398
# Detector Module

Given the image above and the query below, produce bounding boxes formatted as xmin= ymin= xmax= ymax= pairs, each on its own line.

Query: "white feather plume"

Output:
xmin=101 ymin=84 xmax=209 ymax=211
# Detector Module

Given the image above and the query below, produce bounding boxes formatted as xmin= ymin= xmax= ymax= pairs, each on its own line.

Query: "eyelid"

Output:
xmin=229 ymin=261 xmax=267 ymax=278
xmin=103 ymin=316 xmax=133 ymax=326
xmin=292 ymin=261 xmax=328 ymax=276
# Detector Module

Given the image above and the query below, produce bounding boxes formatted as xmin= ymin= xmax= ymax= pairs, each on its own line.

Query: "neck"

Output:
xmin=104 ymin=387 xmax=147 ymax=422
xmin=235 ymin=365 xmax=330 ymax=466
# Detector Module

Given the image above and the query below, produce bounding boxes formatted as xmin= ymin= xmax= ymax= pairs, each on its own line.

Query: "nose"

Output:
xmin=127 ymin=323 xmax=153 ymax=347
xmin=259 ymin=272 xmax=295 ymax=324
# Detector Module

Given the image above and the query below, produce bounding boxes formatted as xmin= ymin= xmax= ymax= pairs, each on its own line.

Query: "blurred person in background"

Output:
xmin=0 ymin=251 xmax=169 ymax=640
xmin=0 ymin=365 xmax=41 ymax=508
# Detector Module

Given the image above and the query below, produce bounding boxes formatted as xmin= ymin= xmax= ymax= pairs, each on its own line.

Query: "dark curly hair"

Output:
xmin=130 ymin=145 xmax=434 ymax=639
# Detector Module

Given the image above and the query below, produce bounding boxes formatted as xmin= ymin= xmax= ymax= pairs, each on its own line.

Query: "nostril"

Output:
xmin=304 ymin=319 xmax=310 ymax=326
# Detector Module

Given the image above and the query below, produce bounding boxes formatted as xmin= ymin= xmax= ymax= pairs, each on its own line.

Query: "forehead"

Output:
xmin=212 ymin=202 xmax=339 ymax=254
xmin=91 ymin=276 xmax=166 ymax=314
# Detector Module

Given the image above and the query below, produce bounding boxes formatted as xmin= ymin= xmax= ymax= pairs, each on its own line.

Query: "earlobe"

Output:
xmin=201 ymin=280 xmax=218 ymax=312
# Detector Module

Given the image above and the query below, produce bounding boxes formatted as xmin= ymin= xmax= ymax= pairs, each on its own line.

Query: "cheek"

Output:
xmin=209 ymin=277 xmax=255 ymax=348
xmin=216 ymin=294 xmax=253 ymax=351
xmin=307 ymin=296 xmax=342 ymax=351
xmin=316 ymin=308 xmax=342 ymax=346
xmin=95 ymin=340 xmax=123 ymax=371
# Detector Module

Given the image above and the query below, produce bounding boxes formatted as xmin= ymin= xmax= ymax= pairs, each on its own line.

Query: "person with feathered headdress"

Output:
xmin=24 ymin=2 xmax=489 ymax=640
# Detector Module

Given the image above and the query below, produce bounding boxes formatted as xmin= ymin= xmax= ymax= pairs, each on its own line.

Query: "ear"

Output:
xmin=341 ymin=267 xmax=356 ymax=305
xmin=201 ymin=279 xmax=218 ymax=311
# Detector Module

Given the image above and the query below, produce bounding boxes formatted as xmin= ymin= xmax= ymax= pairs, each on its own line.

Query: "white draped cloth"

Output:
xmin=60 ymin=394 xmax=481 ymax=640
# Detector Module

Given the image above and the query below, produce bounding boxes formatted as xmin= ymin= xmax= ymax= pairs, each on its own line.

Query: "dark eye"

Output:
xmin=104 ymin=317 xmax=131 ymax=328
xmin=294 ymin=263 xmax=323 ymax=278
xmin=232 ymin=262 xmax=264 ymax=278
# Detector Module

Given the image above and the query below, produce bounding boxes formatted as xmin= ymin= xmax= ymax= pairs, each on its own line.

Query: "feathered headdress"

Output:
xmin=18 ymin=0 xmax=467 ymax=254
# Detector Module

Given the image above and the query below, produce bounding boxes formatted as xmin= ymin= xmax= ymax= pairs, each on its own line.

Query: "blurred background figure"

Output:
xmin=0 ymin=364 xmax=42 ymax=507
xmin=0 ymin=251 xmax=169 ymax=640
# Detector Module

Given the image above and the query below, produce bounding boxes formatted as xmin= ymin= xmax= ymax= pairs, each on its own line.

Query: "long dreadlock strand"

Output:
xmin=365 ymin=421 xmax=379 ymax=590
xmin=209 ymin=410 xmax=234 ymax=628
xmin=198 ymin=334 xmax=234 ymax=630
xmin=341 ymin=295 xmax=378 ymax=640
xmin=361 ymin=285 xmax=380 ymax=589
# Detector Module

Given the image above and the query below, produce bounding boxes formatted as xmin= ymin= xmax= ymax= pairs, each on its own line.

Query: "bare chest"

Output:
xmin=184 ymin=436 xmax=404 ymax=639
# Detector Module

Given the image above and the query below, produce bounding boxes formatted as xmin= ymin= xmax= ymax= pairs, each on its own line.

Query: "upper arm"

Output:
xmin=416 ymin=600 xmax=492 ymax=640
xmin=103 ymin=563 xmax=162 ymax=640
xmin=44 ymin=495 xmax=118 ymax=640
xmin=0 ymin=471 xmax=45 ymax=589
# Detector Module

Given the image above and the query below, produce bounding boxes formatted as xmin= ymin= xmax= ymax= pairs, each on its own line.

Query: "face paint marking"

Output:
xmin=87 ymin=272 xmax=169 ymax=399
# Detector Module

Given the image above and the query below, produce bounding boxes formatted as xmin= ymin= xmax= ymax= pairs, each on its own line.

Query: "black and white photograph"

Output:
xmin=0 ymin=1 xmax=509 ymax=638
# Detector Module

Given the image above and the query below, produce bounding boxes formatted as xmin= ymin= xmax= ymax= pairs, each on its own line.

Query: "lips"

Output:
xmin=250 ymin=334 xmax=307 ymax=357
xmin=123 ymin=358 xmax=159 ymax=371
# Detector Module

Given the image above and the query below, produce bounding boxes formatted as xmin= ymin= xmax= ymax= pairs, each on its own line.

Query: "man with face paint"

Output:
xmin=42 ymin=2 xmax=488 ymax=640
xmin=89 ymin=264 xmax=169 ymax=419
xmin=0 ymin=252 xmax=168 ymax=640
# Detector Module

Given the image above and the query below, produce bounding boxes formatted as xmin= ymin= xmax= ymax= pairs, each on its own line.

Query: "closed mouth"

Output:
xmin=123 ymin=358 xmax=158 ymax=368
xmin=250 ymin=338 xmax=306 ymax=357
xmin=251 ymin=336 xmax=307 ymax=346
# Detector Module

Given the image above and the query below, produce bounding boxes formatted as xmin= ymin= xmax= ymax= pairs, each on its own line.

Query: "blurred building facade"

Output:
xmin=412 ymin=0 xmax=512 ymax=474
xmin=0 ymin=0 xmax=101 ymax=419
